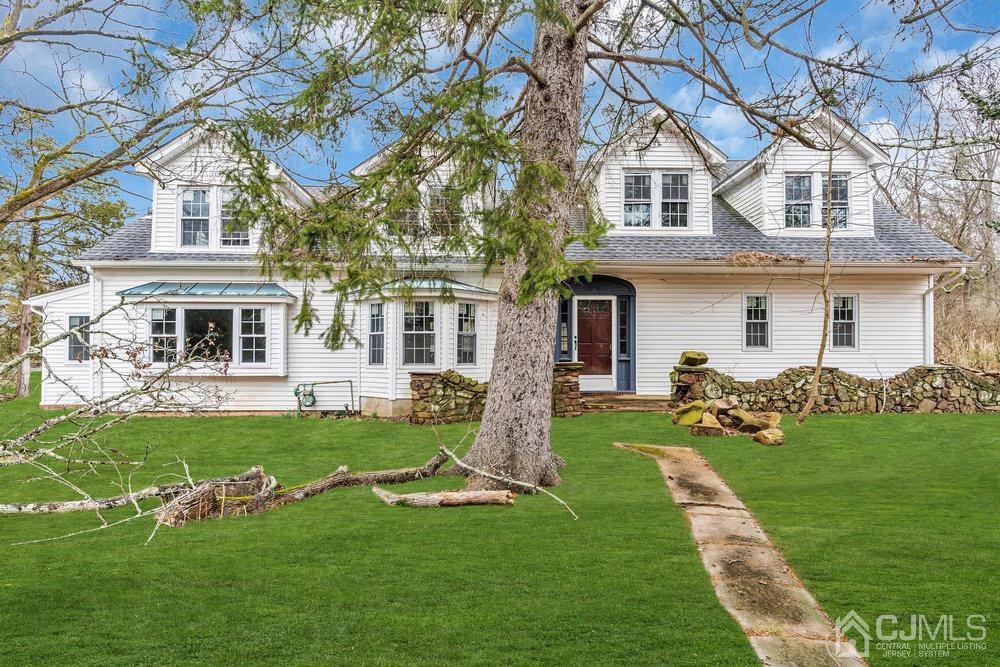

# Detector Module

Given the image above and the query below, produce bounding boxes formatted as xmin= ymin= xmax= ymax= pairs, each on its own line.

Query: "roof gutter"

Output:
xmin=923 ymin=267 xmax=968 ymax=295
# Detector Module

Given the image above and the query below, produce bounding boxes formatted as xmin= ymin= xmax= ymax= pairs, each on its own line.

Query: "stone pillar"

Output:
xmin=552 ymin=362 xmax=584 ymax=418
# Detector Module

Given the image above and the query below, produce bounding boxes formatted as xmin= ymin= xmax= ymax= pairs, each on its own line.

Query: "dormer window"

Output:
xmin=784 ymin=175 xmax=812 ymax=228
xmin=660 ymin=173 xmax=689 ymax=228
xmin=181 ymin=189 xmax=210 ymax=246
xmin=220 ymin=189 xmax=250 ymax=246
xmin=822 ymin=173 xmax=849 ymax=229
xmin=623 ymin=173 xmax=652 ymax=227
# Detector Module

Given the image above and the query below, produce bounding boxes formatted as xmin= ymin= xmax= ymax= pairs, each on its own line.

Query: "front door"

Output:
xmin=576 ymin=299 xmax=613 ymax=390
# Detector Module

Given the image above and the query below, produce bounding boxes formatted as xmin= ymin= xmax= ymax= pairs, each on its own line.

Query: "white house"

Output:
xmin=27 ymin=113 xmax=971 ymax=415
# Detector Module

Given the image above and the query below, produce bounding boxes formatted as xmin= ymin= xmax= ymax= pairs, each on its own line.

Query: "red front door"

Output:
xmin=577 ymin=299 xmax=612 ymax=375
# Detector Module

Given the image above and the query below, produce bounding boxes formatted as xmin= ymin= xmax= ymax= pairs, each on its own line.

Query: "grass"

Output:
xmin=1 ymin=377 xmax=997 ymax=665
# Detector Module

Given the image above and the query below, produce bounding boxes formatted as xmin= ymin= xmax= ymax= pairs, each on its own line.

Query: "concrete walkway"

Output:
xmin=616 ymin=443 xmax=866 ymax=667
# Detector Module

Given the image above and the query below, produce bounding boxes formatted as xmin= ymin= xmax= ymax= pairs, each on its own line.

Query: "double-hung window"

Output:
xmin=181 ymin=189 xmax=210 ymax=246
xmin=822 ymin=173 xmax=850 ymax=229
xmin=68 ymin=315 xmax=91 ymax=361
xmin=784 ymin=175 xmax=812 ymax=228
xmin=428 ymin=188 xmax=459 ymax=237
xmin=623 ymin=173 xmax=652 ymax=227
xmin=660 ymin=173 xmax=689 ymax=228
xmin=150 ymin=308 xmax=178 ymax=362
xmin=403 ymin=301 xmax=435 ymax=365
xmin=239 ymin=309 xmax=266 ymax=363
xmin=368 ymin=303 xmax=385 ymax=365
xmin=456 ymin=303 xmax=477 ymax=365
xmin=220 ymin=189 xmax=250 ymax=247
xmin=832 ymin=295 xmax=858 ymax=349
xmin=744 ymin=295 xmax=770 ymax=349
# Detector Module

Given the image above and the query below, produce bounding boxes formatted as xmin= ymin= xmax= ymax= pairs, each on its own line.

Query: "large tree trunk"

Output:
xmin=460 ymin=2 xmax=589 ymax=490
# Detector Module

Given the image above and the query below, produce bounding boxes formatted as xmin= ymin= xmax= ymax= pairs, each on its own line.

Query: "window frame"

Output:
xmin=220 ymin=188 xmax=251 ymax=247
xmin=830 ymin=293 xmax=860 ymax=350
xmin=456 ymin=302 xmax=477 ymax=366
xmin=741 ymin=293 xmax=772 ymax=351
xmin=401 ymin=300 xmax=436 ymax=366
xmin=179 ymin=188 xmax=211 ymax=247
xmin=784 ymin=173 xmax=813 ymax=228
xmin=238 ymin=308 xmax=268 ymax=364
xmin=67 ymin=315 xmax=91 ymax=361
xmin=426 ymin=187 xmax=460 ymax=237
xmin=149 ymin=307 xmax=179 ymax=363
xmin=622 ymin=171 xmax=652 ymax=228
xmin=147 ymin=305 xmax=270 ymax=367
xmin=659 ymin=172 xmax=691 ymax=228
xmin=368 ymin=302 xmax=385 ymax=366
xmin=821 ymin=172 xmax=850 ymax=229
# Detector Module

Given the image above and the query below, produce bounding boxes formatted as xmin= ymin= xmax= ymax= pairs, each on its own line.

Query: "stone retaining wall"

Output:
xmin=671 ymin=364 xmax=1000 ymax=414
xmin=410 ymin=362 xmax=584 ymax=424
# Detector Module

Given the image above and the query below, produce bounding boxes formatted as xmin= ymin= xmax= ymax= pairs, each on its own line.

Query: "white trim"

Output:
xmin=740 ymin=293 xmax=773 ymax=352
xmin=400 ymin=299 xmax=439 ymax=368
xmin=830 ymin=292 xmax=861 ymax=351
xmin=24 ymin=283 xmax=90 ymax=307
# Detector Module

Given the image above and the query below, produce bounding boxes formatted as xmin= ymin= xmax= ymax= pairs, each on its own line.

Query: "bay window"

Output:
xmin=457 ymin=303 xmax=477 ymax=365
xmin=150 ymin=308 xmax=178 ymax=363
xmin=369 ymin=303 xmax=385 ymax=365
xmin=240 ymin=309 xmax=267 ymax=363
xmin=149 ymin=306 xmax=271 ymax=366
xmin=403 ymin=301 xmax=435 ymax=365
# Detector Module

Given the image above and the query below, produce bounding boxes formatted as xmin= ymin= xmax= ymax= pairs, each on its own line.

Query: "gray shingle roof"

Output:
xmin=565 ymin=198 xmax=971 ymax=264
xmin=80 ymin=197 xmax=970 ymax=267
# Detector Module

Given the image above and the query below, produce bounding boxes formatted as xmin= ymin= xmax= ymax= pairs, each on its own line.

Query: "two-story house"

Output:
xmin=27 ymin=112 xmax=971 ymax=414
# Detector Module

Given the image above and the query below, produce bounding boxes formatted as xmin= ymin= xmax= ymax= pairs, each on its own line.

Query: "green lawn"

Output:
xmin=1 ymin=379 xmax=997 ymax=665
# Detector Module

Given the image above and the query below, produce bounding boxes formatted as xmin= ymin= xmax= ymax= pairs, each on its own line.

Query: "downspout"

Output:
xmin=922 ymin=268 xmax=968 ymax=365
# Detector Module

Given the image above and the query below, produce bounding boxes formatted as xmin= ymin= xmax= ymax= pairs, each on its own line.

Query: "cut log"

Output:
xmin=372 ymin=486 xmax=515 ymax=508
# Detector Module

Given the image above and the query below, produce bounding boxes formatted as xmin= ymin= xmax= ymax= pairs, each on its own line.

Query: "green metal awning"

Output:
xmin=381 ymin=277 xmax=496 ymax=295
xmin=117 ymin=281 xmax=295 ymax=298
xmin=351 ymin=277 xmax=497 ymax=299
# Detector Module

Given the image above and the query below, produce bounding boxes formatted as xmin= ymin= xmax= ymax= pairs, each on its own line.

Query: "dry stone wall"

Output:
xmin=410 ymin=362 xmax=584 ymax=425
xmin=671 ymin=364 xmax=1000 ymax=414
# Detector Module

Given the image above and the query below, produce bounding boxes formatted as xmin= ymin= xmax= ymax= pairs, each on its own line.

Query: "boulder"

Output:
xmin=757 ymin=411 xmax=782 ymax=430
xmin=710 ymin=395 xmax=739 ymax=416
xmin=717 ymin=414 xmax=734 ymax=428
xmin=678 ymin=350 xmax=709 ymax=367
xmin=672 ymin=400 xmax=707 ymax=426
xmin=728 ymin=408 xmax=766 ymax=434
xmin=753 ymin=428 xmax=785 ymax=446
xmin=691 ymin=412 xmax=727 ymax=436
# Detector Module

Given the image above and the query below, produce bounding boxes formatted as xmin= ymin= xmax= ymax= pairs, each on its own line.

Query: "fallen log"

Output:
xmin=372 ymin=486 xmax=516 ymax=508
xmin=0 ymin=467 xmax=264 ymax=516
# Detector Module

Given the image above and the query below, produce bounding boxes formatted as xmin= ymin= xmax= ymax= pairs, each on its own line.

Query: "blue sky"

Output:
xmin=1 ymin=0 xmax=995 ymax=216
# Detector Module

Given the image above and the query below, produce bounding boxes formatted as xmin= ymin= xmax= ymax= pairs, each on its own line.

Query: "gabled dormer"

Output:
xmin=716 ymin=113 xmax=889 ymax=238
xmin=590 ymin=111 xmax=729 ymax=235
xmin=136 ymin=127 xmax=313 ymax=254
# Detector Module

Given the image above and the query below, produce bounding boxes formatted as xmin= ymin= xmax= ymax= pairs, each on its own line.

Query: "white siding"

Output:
xmin=599 ymin=130 xmax=716 ymax=234
xmin=759 ymin=132 xmax=875 ymax=237
xmin=630 ymin=272 xmax=930 ymax=394
xmin=36 ymin=285 xmax=95 ymax=406
xmin=721 ymin=169 xmax=764 ymax=229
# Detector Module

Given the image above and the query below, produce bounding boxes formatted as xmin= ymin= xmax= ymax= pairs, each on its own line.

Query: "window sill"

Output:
xmin=144 ymin=364 xmax=285 ymax=378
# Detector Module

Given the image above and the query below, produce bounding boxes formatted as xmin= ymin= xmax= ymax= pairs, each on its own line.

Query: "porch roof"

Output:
xmin=116 ymin=281 xmax=294 ymax=298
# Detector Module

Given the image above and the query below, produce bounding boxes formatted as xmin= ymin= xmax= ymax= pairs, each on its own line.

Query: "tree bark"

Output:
xmin=372 ymin=487 xmax=515 ymax=508
xmin=14 ymin=218 xmax=40 ymax=398
xmin=459 ymin=1 xmax=589 ymax=490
